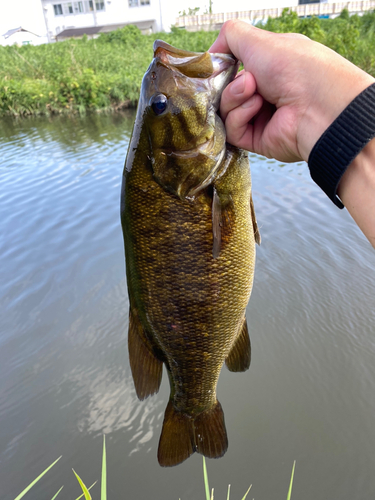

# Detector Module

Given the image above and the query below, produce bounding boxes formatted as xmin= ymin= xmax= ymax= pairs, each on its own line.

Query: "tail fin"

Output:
xmin=157 ymin=400 xmax=228 ymax=467
xmin=193 ymin=400 xmax=228 ymax=459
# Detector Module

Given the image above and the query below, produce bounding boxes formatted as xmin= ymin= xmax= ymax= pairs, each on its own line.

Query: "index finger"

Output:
xmin=209 ymin=20 xmax=264 ymax=62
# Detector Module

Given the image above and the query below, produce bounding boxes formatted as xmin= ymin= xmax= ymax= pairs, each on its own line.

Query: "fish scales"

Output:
xmin=121 ymin=40 xmax=260 ymax=467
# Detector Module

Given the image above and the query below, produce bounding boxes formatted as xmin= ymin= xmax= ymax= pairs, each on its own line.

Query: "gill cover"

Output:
xmin=141 ymin=40 xmax=239 ymax=199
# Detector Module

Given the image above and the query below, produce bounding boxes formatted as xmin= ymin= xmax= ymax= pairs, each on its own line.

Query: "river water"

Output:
xmin=0 ymin=112 xmax=374 ymax=500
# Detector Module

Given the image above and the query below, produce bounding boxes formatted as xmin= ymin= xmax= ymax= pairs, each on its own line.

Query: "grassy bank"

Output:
xmin=14 ymin=435 xmax=295 ymax=500
xmin=1 ymin=9 xmax=375 ymax=117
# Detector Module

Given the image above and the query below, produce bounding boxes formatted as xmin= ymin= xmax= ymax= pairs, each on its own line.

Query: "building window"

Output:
xmin=74 ymin=1 xmax=84 ymax=12
xmin=53 ymin=0 xmax=105 ymax=15
xmin=129 ymin=0 xmax=150 ymax=6
xmin=53 ymin=4 xmax=63 ymax=15
xmin=64 ymin=2 xmax=74 ymax=14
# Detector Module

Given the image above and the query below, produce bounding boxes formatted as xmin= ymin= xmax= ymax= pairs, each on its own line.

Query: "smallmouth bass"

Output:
xmin=120 ymin=40 xmax=260 ymax=467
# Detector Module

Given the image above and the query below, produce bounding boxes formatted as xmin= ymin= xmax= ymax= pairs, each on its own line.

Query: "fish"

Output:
xmin=120 ymin=40 xmax=260 ymax=467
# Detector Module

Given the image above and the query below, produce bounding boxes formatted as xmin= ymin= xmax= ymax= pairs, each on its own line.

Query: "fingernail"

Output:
xmin=241 ymin=95 xmax=257 ymax=109
xmin=231 ymin=74 xmax=245 ymax=95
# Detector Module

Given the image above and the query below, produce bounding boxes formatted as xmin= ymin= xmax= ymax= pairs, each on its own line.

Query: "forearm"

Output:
xmin=337 ymin=138 xmax=375 ymax=249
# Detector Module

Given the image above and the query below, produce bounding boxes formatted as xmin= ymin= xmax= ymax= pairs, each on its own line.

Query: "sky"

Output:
xmin=1 ymin=0 xmax=47 ymax=38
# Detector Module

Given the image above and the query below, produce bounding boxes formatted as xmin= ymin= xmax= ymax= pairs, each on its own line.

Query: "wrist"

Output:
xmin=308 ymin=82 xmax=375 ymax=208
xmin=298 ymin=55 xmax=375 ymax=162
xmin=338 ymin=137 xmax=375 ymax=248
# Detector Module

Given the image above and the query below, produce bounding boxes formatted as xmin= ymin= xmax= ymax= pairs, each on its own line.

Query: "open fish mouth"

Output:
xmin=153 ymin=40 xmax=239 ymax=111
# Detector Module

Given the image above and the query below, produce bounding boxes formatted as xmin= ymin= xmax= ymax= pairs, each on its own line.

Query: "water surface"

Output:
xmin=0 ymin=113 xmax=374 ymax=500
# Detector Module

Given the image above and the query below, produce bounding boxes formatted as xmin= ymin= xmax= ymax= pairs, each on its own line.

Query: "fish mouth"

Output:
xmin=153 ymin=40 xmax=239 ymax=111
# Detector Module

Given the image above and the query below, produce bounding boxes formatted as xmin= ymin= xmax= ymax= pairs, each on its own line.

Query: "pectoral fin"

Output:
xmin=225 ymin=317 xmax=251 ymax=372
xmin=212 ymin=187 xmax=222 ymax=259
xmin=128 ymin=307 xmax=163 ymax=400
xmin=250 ymin=195 xmax=261 ymax=245
xmin=212 ymin=186 xmax=235 ymax=259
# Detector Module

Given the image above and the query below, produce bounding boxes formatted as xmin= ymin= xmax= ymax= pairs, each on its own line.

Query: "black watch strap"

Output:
xmin=308 ymin=82 xmax=375 ymax=208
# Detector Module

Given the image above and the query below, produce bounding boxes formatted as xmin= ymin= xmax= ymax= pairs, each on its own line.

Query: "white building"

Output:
xmin=42 ymin=0 xmax=164 ymax=41
xmin=0 ymin=0 xmax=335 ymax=46
xmin=1 ymin=27 xmax=45 ymax=46
xmin=0 ymin=0 xmax=47 ymax=46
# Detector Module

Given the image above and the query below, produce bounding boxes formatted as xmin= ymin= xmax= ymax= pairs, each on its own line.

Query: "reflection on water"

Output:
xmin=0 ymin=113 xmax=374 ymax=500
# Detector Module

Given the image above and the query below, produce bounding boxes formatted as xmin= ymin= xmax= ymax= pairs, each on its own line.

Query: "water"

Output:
xmin=0 ymin=112 xmax=374 ymax=500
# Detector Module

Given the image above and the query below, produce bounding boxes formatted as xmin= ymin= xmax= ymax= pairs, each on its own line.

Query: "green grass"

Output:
xmin=13 ymin=435 xmax=295 ymax=499
xmin=201 ymin=457 xmax=295 ymax=500
xmin=14 ymin=436 xmax=106 ymax=500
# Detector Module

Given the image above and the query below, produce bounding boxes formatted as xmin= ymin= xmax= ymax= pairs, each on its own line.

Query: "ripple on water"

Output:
xmin=1 ymin=114 xmax=375 ymax=500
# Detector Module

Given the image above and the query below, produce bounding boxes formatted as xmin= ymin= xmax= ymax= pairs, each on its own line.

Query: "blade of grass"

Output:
xmin=50 ymin=486 xmax=64 ymax=500
xmin=75 ymin=481 xmax=97 ymax=500
xmin=286 ymin=461 xmax=296 ymax=500
xmin=203 ymin=457 xmax=210 ymax=500
xmin=226 ymin=484 xmax=231 ymax=500
xmin=73 ymin=469 xmax=92 ymax=500
xmin=240 ymin=485 xmax=252 ymax=500
xmin=101 ymin=435 xmax=107 ymax=500
xmin=14 ymin=456 xmax=62 ymax=500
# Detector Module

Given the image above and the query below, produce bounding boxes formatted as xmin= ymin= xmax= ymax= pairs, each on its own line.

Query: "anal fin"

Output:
xmin=225 ymin=317 xmax=251 ymax=372
xmin=128 ymin=307 xmax=163 ymax=400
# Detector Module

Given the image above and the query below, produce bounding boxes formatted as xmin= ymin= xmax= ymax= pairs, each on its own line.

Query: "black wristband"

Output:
xmin=308 ymin=82 xmax=375 ymax=208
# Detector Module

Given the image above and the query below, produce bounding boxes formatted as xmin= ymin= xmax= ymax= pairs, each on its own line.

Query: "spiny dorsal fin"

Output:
xmin=128 ymin=307 xmax=163 ymax=400
xmin=250 ymin=195 xmax=261 ymax=245
xmin=225 ymin=317 xmax=251 ymax=372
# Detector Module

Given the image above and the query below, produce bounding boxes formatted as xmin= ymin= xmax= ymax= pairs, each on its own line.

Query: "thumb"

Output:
xmin=209 ymin=20 xmax=266 ymax=64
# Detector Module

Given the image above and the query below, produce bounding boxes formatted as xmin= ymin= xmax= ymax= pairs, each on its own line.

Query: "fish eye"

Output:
xmin=150 ymin=94 xmax=168 ymax=116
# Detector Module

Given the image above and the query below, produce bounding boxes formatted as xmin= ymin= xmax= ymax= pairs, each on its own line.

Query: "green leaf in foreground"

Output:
xmin=101 ymin=435 xmax=107 ymax=500
xmin=14 ymin=456 xmax=62 ymax=500
xmin=203 ymin=457 xmax=210 ymax=500
xmin=75 ymin=481 xmax=97 ymax=500
xmin=240 ymin=484 xmax=252 ymax=500
xmin=72 ymin=469 xmax=92 ymax=500
xmin=286 ymin=461 xmax=296 ymax=500
xmin=50 ymin=486 xmax=64 ymax=500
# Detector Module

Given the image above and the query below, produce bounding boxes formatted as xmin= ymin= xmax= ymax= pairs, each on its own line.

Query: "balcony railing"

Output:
xmin=175 ymin=1 xmax=375 ymax=29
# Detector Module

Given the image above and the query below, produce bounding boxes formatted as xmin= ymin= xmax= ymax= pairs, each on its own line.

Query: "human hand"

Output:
xmin=210 ymin=20 xmax=375 ymax=163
